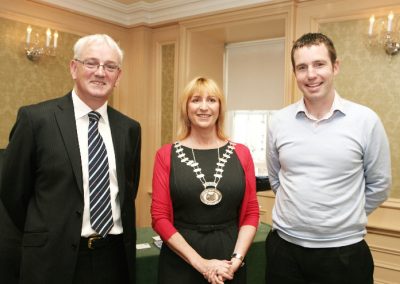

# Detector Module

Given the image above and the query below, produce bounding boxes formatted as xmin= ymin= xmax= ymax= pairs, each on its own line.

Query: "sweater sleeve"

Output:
xmin=151 ymin=144 xmax=177 ymax=241
xmin=236 ymin=143 xmax=260 ymax=228
xmin=266 ymin=114 xmax=281 ymax=193
xmin=363 ymin=116 xmax=391 ymax=215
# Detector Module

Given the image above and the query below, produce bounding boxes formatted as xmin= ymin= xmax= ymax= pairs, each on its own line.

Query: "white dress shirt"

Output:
xmin=72 ymin=91 xmax=123 ymax=237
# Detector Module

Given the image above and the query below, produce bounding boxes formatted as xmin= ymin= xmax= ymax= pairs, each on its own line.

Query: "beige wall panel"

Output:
xmin=134 ymin=25 xmax=179 ymax=227
xmin=257 ymin=191 xmax=275 ymax=225
xmin=368 ymin=200 xmax=400 ymax=232
xmin=188 ymin=32 xmax=225 ymax=86
xmin=123 ymin=27 xmax=154 ymax=227
xmin=366 ymin=228 xmax=400 ymax=284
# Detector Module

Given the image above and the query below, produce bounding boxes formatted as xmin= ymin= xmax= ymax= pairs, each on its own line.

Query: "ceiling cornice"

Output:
xmin=32 ymin=0 xmax=274 ymax=27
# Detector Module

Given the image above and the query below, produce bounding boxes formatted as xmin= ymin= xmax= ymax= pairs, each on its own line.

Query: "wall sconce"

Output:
xmin=25 ymin=25 xmax=58 ymax=61
xmin=368 ymin=11 xmax=400 ymax=56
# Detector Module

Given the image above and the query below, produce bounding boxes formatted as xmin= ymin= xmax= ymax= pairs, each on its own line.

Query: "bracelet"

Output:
xmin=231 ymin=252 xmax=244 ymax=262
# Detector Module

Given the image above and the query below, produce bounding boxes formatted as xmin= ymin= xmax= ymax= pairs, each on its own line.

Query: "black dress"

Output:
xmin=157 ymin=142 xmax=246 ymax=284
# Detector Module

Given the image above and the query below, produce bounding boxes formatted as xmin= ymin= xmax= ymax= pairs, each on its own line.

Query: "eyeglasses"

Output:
xmin=74 ymin=59 xmax=120 ymax=73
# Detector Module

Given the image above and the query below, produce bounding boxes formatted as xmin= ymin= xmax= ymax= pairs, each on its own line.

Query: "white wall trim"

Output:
xmin=31 ymin=0 xmax=275 ymax=27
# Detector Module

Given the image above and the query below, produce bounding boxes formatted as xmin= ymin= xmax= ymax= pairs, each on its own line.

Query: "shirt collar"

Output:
xmin=71 ymin=90 xmax=109 ymax=123
xmin=295 ymin=91 xmax=346 ymax=120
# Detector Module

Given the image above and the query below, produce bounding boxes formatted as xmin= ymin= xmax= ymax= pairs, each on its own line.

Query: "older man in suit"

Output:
xmin=0 ymin=34 xmax=141 ymax=284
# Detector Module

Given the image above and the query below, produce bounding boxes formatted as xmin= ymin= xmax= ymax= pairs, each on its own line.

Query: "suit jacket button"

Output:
xmin=76 ymin=210 xmax=82 ymax=216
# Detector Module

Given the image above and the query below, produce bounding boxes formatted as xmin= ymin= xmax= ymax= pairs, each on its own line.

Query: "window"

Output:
xmin=228 ymin=110 xmax=275 ymax=176
xmin=224 ymin=38 xmax=284 ymax=176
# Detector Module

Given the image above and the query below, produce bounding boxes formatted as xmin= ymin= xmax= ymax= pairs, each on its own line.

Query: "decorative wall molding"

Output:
xmin=367 ymin=198 xmax=400 ymax=235
xmin=31 ymin=0 xmax=274 ymax=27
xmin=366 ymin=230 xmax=400 ymax=283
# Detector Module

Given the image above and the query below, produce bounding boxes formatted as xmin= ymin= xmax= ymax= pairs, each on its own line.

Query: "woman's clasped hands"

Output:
xmin=202 ymin=259 xmax=236 ymax=284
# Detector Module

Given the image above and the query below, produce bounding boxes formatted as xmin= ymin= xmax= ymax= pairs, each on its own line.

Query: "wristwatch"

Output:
xmin=231 ymin=252 xmax=245 ymax=266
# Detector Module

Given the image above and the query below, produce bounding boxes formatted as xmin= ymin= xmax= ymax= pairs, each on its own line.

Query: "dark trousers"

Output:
xmin=265 ymin=230 xmax=374 ymax=284
xmin=73 ymin=234 xmax=129 ymax=284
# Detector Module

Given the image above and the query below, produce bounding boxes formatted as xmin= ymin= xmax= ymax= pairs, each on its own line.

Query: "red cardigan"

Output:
xmin=151 ymin=142 xmax=260 ymax=241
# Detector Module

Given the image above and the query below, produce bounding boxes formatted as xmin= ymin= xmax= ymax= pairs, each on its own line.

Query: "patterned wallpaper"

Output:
xmin=161 ymin=43 xmax=175 ymax=145
xmin=0 ymin=17 xmax=79 ymax=148
xmin=320 ymin=19 xmax=400 ymax=198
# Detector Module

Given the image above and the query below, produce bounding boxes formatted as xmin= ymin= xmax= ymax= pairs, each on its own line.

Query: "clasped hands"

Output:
xmin=202 ymin=258 xmax=242 ymax=284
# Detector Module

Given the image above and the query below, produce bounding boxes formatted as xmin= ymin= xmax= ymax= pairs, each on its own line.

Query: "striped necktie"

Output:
xmin=88 ymin=111 xmax=113 ymax=237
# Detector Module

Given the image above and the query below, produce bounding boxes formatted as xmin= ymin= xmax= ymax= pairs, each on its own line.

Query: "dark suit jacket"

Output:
xmin=0 ymin=93 xmax=141 ymax=284
xmin=0 ymin=149 xmax=21 ymax=284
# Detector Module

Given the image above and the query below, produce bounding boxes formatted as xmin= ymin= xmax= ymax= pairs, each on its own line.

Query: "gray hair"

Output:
xmin=73 ymin=34 xmax=123 ymax=64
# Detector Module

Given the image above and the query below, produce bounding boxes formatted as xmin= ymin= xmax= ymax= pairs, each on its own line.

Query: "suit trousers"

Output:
xmin=265 ymin=230 xmax=374 ymax=284
xmin=73 ymin=234 xmax=129 ymax=284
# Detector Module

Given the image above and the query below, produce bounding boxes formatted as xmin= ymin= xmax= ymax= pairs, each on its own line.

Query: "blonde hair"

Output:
xmin=177 ymin=77 xmax=228 ymax=140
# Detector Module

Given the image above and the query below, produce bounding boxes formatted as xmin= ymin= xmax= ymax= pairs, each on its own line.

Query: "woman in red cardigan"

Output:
xmin=151 ymin=77 xmax=259 ymax=284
